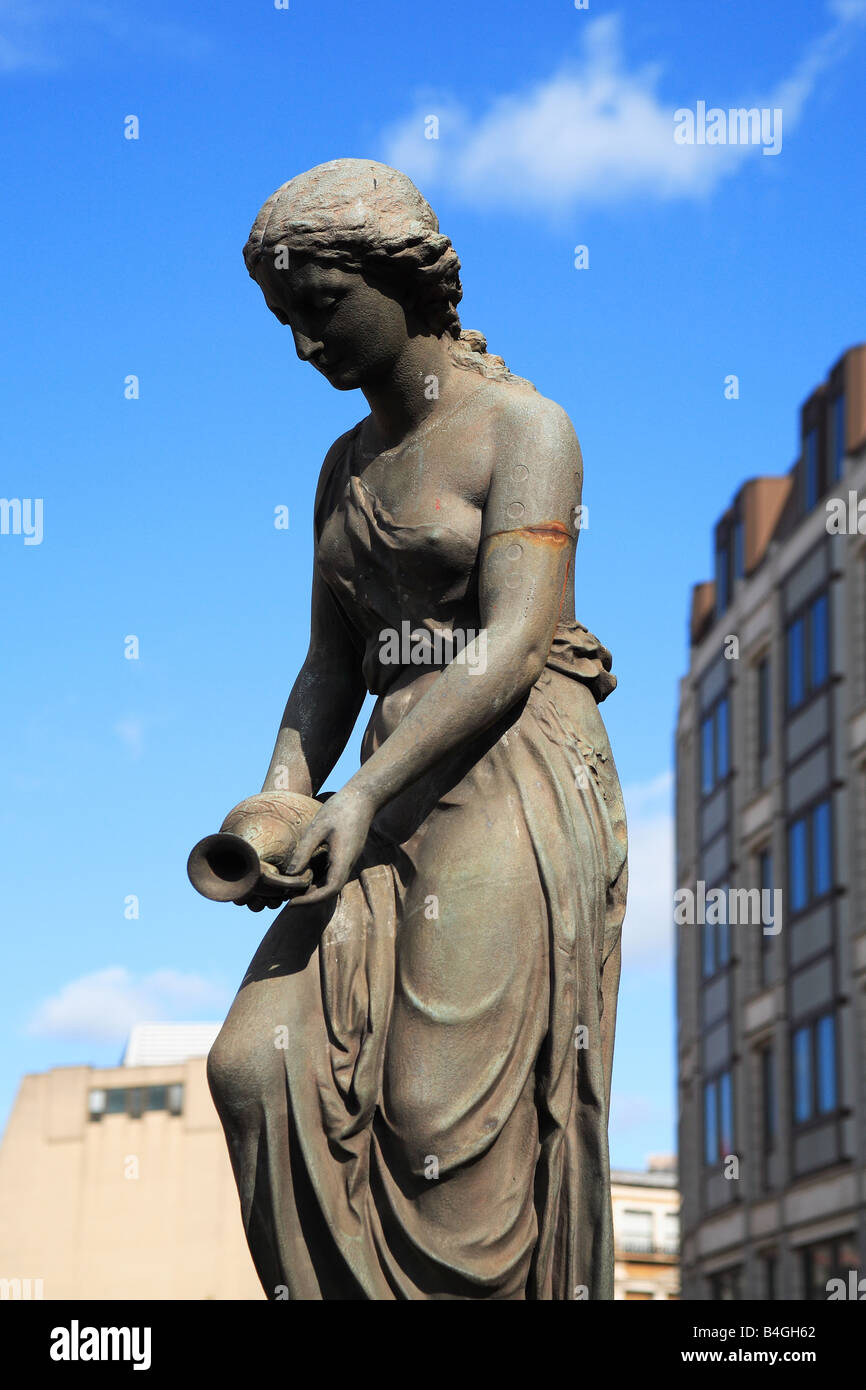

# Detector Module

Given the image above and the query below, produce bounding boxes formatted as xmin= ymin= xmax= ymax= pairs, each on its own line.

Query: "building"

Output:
xmin=611 ymin=1155 xmax=680 ymax=1299
xmin=0 ymin=1024 xmax=263 ymax=1299
xmin=675 ymin=343 xmax=866 ymax=1299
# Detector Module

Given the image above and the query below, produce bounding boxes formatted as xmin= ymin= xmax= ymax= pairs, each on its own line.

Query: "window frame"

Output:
xmin=786 ymin=589 xmax=831 ymax=714
xmin=791 ymin=1010 xmax=839 ymax=1129
xmin=787 ymin=795 xmax=834 ymax=919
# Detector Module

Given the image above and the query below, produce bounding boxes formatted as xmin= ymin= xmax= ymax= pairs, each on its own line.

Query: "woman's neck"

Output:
xmin=361 ymin=335 xmax=462 ymax=451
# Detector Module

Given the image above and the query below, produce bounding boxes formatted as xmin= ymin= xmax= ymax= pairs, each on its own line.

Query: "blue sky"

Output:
xmin=1 ymin=0 xmax=863 ymax=1169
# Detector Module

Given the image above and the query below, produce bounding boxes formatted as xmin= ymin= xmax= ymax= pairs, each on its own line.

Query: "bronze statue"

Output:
xmin=195 ymin=159 xmax=628 ymax=1300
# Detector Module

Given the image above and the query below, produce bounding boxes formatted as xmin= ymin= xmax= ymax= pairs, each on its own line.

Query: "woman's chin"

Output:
xmin=324 ymin=366 xmax=359 ymax=391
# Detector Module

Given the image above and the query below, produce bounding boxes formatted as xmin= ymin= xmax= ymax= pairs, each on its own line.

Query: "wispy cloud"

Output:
xmin=113 ymin=714 xmax=145 ymax=759
xmin=620 ymin=770 xmax=673 ymax=963
xmin=26 ymin=966 xmax=228 ymax=1043
xmin=382 ymin=3 xmax=866 ymax=214
xmin=0 ymin=0 xmax=211 ymax=74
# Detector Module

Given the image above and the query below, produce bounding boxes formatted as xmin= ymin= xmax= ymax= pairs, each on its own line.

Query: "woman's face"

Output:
xmin=254 ymin=253 xmax=413 ymax=391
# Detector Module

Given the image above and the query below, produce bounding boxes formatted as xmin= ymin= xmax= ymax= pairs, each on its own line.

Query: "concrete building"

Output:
xmin=0 ymin=1024 xmax=262 ymax=1300
xmin=611 ymin=1155 xmax=680 ymax=1300
xmin=675 ymin=343 xmax=866 ymax=1299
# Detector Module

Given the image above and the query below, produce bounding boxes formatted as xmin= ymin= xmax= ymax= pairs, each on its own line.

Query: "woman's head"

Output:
xmin=244 ymin=159 xmax=529 ymax=389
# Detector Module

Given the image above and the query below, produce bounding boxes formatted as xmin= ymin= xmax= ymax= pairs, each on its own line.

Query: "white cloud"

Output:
xmin=26 ymin=966 xmax=228 ymax=1043
xmin=620 ymin=769 xmax=673 ymax=962
xmin=382 ymin=4 xmax=866 ymax=213
xmin=0 ymin=1 xmax=210 ymax=73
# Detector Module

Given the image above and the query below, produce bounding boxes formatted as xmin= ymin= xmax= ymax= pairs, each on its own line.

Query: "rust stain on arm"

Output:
xmin=486 ymin=520 xmax=573 ymax=546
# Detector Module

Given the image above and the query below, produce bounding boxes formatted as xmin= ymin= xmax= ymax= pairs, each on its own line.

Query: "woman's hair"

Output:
xmin=243 ymin=159 xmax=533 ymax=387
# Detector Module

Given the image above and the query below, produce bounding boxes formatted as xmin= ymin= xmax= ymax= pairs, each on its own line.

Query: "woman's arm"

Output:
xmin=261 ymin=562 xmax=367 ymax=796
xmin=288 ymin=394 xmax=583 ymax=902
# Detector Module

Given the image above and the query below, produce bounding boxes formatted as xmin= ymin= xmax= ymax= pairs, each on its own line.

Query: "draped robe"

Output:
xmin=207 ymin=423 xmax=628 ymax=1300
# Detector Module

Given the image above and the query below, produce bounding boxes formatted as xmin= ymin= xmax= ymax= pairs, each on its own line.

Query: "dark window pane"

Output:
xmin=734 ymin=518 xmax=745 ymax=579
xmin=810 ymin=594 xmax=829 ymax=689
xmin=760 ymin=849 xmax=774 ymax=894
xmin=719 ymin=1071 xmax=733 ymax=1155
xmin=804 ymin=429 xmax=819 ymax=509
xmin=717 ymin=915 xmax=730 ymax=967
xmin=702 ymin=921 xmax=715 ymax=978
xmin=804 ymin=1241 xmax=833 ymax=1301
xmin=816 ymin=1015 xmax=836 ymax=1114
xmin=831 ymin=395 xmax=845 ymax=481
xmin=837 ymin=1236 xmax=860 ymax=1277
xmin=105 ymin=1089 xmax=127 ymax=1115
xmin=716 ymin=698 xmax=729 ymax=780
xmin=812 ymin=799 xmax=832 ymax=898
xmin=701 ymin=715 xmax=714 ymax=794
xmin=762 ymin=1048 xmax=776 ymax=1145
xmin=704 ymin=1080 xmax=718 ymax=1164
xmin=716 ymin=544 xmax=729 ymax=619
xmin=789 ymin=818 xmax=808 ymax=912
xmin=146 ymin=1086 xmax=168 ymax=1112
xmin=788 ymin=617 xmax=805 ymax=709
xmin=710 ymin=1267 xmax=741 ymax=1301
xmin=793 ymin=1026 xmax=813 ymax=1123
xmin=758 ymin=659 xmax=771 ymax=757
xmin=759 ymin=849 xmax=775 ymax=984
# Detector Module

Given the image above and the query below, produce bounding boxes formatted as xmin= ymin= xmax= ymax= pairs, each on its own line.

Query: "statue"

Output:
xmin=193 ymin=159 xmax=628 ymax=1300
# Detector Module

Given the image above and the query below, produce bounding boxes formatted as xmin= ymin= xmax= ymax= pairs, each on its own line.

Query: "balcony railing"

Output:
xmin=618 ymin=1237 xmax=680 ymax=1255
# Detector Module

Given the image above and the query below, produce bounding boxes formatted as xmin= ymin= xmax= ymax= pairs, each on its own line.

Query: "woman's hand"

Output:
xmin=286 ymin=783 xmax=376 ymax=906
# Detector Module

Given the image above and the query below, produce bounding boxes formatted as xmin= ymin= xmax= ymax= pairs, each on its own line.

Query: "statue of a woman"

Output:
xmin=205 ymin=159 xmax=628 ymax=1300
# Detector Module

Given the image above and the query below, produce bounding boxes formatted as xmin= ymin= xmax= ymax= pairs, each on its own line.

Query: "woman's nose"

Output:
xmin=292 ymin=329 xmax=323 ymax=362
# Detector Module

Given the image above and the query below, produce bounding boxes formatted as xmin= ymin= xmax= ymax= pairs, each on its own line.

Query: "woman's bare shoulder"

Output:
xmin=490 ymin=381 xmax=580 ymax=456
xmin=313 ymin=422 xmax=363 ymax=513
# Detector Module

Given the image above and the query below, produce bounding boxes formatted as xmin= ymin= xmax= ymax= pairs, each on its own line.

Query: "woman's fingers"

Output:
xmin=286 ymin=822 xmax=324 ymax=875
xmin=232 ymin=881 xmax=290 ymax=912
xmin=289 ymin=843 xmax=348 ymax=907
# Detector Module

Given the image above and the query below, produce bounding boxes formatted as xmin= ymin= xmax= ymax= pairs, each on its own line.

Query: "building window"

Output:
xmin=788 ymin=797 xmax=833 ymax=915
xmin=803 ymin=428 xmax=819 ymax=510
xmin=816 ymin=1014 xmax=837 ymax=1113
xmin=787 ymin=615 xmax=805 ymax=709
xmin=704 ymin=1079 xmax=718 ymax=1163
xmin=701 ymin=695 xmax=730 ymax=795
xmin=762 ymin=1253 xmax=777 ymax=1300
xmin=829 ymin=394 xmax=845 ymax=482
xmin=87 ymin=1083 xmax=184 ymax=1121
xmin=787 ymin=592 xmax=830 ymax=712
xmin=792 ymin=1012 xmax=838 ymax=1125
xmin=702 ymin=919 xmax=715 ymax=978
xmin=757 ymin=657 xmax=771 ymax=761
xmin=620 ymin=1208 xmax=654 ymax=1253
xmin=704 ymin=1069 xmax=734 ymax=1163
xmin=802 ymin=1235 xmax=860 ymax=1301
xmin=702 ymin=887 xmax=731 ymax=979
xmin=761 ymin=1045 xmax=777 ymax=1150
xmin=709 ymin=1266 xmax=741 ymax=1300
xmin=810 ymin=594 xmax=829 ymax=688
xmin=758 ymin=847 xmax=774 ymax=987
xmin=734 ymin=517 xmax=745 ymax=580
xmin=715 ymin=540 xmax=730 ymax=619
xmin=663 ymin=1211 xmax=680 ymax=1254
